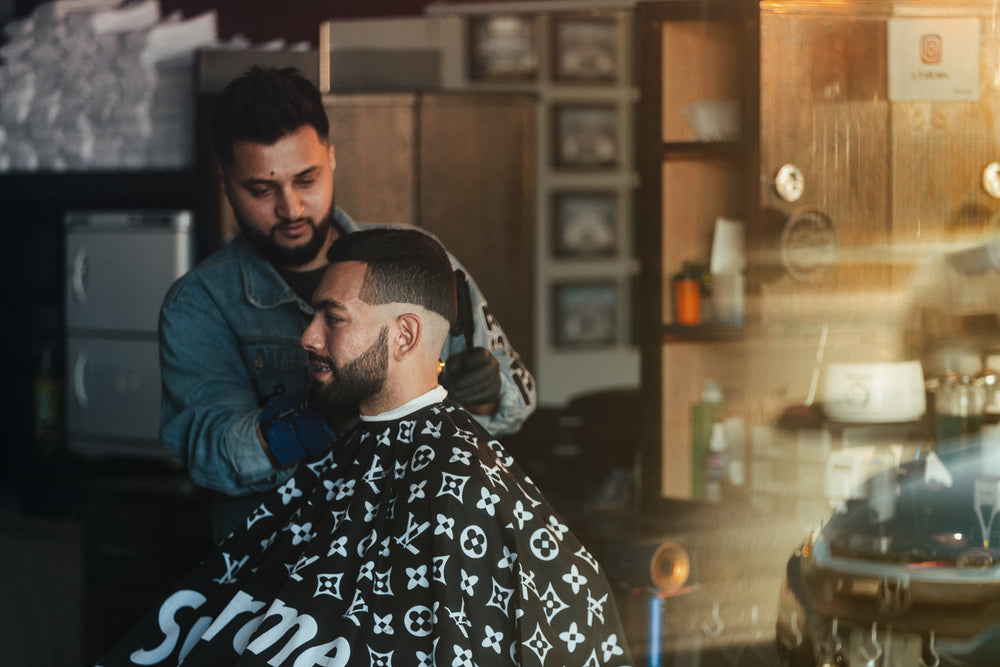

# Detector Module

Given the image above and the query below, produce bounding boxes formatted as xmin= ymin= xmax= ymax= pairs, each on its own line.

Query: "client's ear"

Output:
xmin=393 ymin=313 xmax=422 ymax=360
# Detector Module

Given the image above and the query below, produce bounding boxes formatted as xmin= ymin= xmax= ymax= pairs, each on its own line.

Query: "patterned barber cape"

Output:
xmin=97 ymin=389 xmax=634 ymax=667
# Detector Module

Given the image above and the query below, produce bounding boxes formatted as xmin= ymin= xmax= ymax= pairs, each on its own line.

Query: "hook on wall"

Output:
xmin=701 ymin=601 xmax=724 ymax=638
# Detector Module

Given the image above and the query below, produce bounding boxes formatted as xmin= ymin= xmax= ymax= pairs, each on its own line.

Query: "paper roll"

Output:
xmin=710 ymin=217 xmax=745 ymax=275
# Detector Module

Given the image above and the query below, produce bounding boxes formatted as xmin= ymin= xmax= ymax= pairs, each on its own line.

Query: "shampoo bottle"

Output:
xmin=691 ymin=379 xmax=723 ymax=499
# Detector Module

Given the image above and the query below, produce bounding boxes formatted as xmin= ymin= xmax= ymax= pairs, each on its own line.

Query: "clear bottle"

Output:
xmin=706 ymin=422 xmax=728 ymax=503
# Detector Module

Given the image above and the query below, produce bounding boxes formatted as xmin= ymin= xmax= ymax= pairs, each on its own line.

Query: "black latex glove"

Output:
xmin=440 ymin=347 xmax=502 ymax=407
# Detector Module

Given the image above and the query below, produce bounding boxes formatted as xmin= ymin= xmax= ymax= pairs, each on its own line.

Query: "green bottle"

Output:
xmin=691 ymin=379 xmax=723 ymax=500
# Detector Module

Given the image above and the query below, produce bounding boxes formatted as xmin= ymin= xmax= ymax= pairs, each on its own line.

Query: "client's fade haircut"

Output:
xmin=210 ymin=66 xmax=329 ymax=167
xmin=327 ymin=228 xmax=458 ymax=326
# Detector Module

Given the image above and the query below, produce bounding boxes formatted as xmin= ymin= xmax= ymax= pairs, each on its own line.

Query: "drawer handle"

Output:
xmin=73 ymin=350 xmax=89 ymax=408
xmin=72 ymin=247 xmax=88 ymax=304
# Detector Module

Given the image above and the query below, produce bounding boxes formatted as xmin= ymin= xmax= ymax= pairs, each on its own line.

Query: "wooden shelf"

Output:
xmin=661 ymin=141 xmax=743 ymax=160
xmin=663 ymin=323 xmax=743 ymax=342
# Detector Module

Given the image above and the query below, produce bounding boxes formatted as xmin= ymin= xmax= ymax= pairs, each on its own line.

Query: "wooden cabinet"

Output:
xmin=324 ymin=92 xmax=537 ymax=369
xmin=323 ymin=94 xmax=419 ymax=227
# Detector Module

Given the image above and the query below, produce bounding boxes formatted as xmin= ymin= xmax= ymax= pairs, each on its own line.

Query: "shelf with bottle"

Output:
xmin=664 ymin=259 xmax=745 ymax=342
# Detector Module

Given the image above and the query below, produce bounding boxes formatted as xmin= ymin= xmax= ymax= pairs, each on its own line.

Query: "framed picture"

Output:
xmin=553 ymin=281 xmax=619 ymax=347
xmin=468 ymin=14 xmax=539 ymax=81
xmin=552 ymin=15 xmax=618 ymax=82
xmin=552 ymin=104 xmax=618 ymax=169
xmin=552 ymin=191 xmax=618 ymax=257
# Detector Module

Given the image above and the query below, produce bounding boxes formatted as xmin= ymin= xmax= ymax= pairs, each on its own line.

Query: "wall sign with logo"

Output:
xmin=888 ymin=18 xmax=980 ymax=101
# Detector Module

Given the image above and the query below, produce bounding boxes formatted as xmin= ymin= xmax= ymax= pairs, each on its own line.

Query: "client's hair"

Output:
xmin=326 ymin=228 xmax=458 ymax=326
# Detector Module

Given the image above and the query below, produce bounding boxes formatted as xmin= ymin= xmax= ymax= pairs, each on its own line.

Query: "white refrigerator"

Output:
xmin=64 ymin=210 xmax=193 ymax=458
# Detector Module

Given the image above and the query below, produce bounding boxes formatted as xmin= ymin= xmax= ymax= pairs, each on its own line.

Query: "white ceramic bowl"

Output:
xmin=680 ymin=100 xmax=742 ymax=142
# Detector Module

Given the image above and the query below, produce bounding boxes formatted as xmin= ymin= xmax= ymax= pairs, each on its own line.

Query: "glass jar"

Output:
xmin=934 ymin=371 xmax=986 ymax=452
xmin=976 ymin=368 xmax=1000 ymax=425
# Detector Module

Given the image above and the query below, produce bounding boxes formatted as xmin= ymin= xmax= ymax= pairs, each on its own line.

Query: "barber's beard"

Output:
xmin=236 ymin=203 xmax=335 ymax=268
xmin=310 ymin=326 xmax=390 ymax=418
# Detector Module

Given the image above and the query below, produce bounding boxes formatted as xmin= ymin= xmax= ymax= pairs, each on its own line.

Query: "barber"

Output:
xmin=158 ymin=67 xmax=536 ymax=541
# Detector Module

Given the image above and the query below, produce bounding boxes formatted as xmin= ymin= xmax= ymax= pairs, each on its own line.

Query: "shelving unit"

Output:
xmin=636 ymin=0 xmax=760 ymax=505
xmin=443 ymin=4 xmax=641 ymax=405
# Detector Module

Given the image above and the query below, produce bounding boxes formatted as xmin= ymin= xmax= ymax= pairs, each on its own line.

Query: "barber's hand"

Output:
xmin=259 ymin=387 xmax=337 ymax=467
xmin=440 ymin=347 xmax=501 ymax=411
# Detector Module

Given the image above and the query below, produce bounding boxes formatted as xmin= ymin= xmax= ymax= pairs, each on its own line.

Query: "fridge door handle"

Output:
xmin=73 ymin=350 xmax=89 ymax=408
xmin=71 ymin=247 xmax=88 ymax=304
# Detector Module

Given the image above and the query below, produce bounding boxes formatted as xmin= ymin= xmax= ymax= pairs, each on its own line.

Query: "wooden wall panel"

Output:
xmin=758 ymin=11 xmax=893 ymax=300
xmin=325 ymin=94 xmax=418 ymax=226
xmin=759 ymin=5 xmax=1000 ymax=309
xmin=890 ymin=13 xmax=1000 ymax=243
xmin=330 ymin=93 xmax=537 ymax=369
xmin=418 ymin=94 xmax=536 ymax=368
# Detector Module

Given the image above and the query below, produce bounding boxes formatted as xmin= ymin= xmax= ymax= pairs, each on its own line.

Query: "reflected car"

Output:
xmin=776 ymin=438 xmax=1000 ymax=666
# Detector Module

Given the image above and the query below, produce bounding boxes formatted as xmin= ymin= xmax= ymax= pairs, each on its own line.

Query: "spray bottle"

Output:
xmin=706 ymin=422 xmax=728 ymax=502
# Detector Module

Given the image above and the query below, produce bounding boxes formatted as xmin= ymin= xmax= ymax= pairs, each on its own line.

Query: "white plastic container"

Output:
xmin=821 ymin=361 xmax=926 ymax=423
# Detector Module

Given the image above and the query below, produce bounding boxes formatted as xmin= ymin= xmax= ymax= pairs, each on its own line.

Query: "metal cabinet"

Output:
xmin=63 ymin=210 xmax=193 ymax=457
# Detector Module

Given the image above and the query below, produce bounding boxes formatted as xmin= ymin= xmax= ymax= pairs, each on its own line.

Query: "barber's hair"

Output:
xmin=210 ymin=66 xmax=329 ymax=167
xmin=327 ymin=228 xmax=458 ymax=325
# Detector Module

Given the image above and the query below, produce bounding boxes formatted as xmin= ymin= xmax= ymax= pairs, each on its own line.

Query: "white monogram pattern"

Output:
xmin=96 ymin=400 xmax=633 ymax=667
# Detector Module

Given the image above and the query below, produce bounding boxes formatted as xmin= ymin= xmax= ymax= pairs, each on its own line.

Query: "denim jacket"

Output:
xmin=159 ymin=209 xmax=536 ymax=520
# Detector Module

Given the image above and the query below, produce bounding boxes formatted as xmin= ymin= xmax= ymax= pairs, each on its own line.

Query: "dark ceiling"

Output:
xmin=12 ymin=0 xmax=542 ymax=47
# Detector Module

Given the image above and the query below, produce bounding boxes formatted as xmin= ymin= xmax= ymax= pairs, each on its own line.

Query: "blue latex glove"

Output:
xmin=259 ymin=387 xmax=337 ymax=467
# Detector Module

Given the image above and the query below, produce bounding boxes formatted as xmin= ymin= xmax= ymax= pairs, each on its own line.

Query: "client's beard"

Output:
xmin=310 ymin=326 xmax=390 ymax=421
